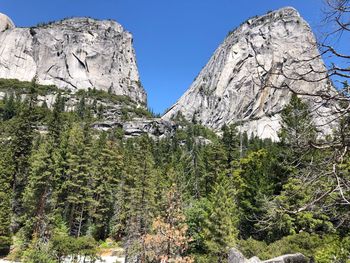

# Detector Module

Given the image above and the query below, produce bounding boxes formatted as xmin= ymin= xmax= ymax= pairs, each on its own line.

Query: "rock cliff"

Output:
xmin=0 ymin=13 xmax=15 ymax=32
xmin=163 ymin=7 xmax=337 ymax=140
xmin=0 ymin=13 xmax=146 ymax=104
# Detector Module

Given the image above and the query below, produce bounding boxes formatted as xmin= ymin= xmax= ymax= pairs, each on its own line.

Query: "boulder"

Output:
xmin=263 ymin=253 xmax=308 ymax=263
xmin=249 ymin=256 xmax=262 ymax=263
xmin=228 ymin=247 xmax=307 ymax=263
xmin=228 ymin=248 xmax=247 ymax=263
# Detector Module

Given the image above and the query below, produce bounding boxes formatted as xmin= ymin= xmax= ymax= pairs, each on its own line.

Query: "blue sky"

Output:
xmin=2 ymin=0 xmax=330 ymax=114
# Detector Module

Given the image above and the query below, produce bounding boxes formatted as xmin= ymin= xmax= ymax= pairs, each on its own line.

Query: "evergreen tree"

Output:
xmin=23 ymin=137 xmax=57 ymax=242
xmin=182 ymin=144 xmax=206 ymax=199
xmin=221 ymin=124 xmax=240 ymax=168
xmin=2 ymin=93 xmax=16 ymax=120
xmin=90 ymin=133 xmax=122 ymax=240
xmin=279 ymin=94 xmax=316 ymax=151
xmin=10 ymin=87 xmax=37 ymax=229
xmin=48 ymin=93 xmax=65 ymax=145
xmin=204 ymin=173 xmax=239 ymax=262
xmin=0 ymin=145 xmax=13 ymax=255
xmin=76 ymin=96 xmax=86 ymax=119
xmin=235 ymin=149 xmax=285 ymax=239
xmin=203 ymin=141 xmax=227 ymax=194
xmin=122 ymin=136 xmax=157 ymax=262
xmin=60 ymin=124 xmax=93 ymax=237
xmin=257 ymin=95 xmax=332 ymax=241
xmin=97 ymin=103 xmax=104 ymax=119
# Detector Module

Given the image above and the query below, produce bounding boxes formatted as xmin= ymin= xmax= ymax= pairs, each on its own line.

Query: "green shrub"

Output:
xmin=238 ymin=233 xmax=350 ymax=262
xmin=0 ymin=78 xmax=59 ymax=96
xmin=75 ymin=88 xmax=134 ymax=106
xmin=0 ymin=235 xmax=12 ymax=256
xmin=260 ymin=232 xmax=322 ymax=260
xmin=314 ymin=236 xmax=350 ymax=263
xmin=51 ymin=235 xmax=99 ymax=262
xmin=238 ymin=237 xmax=267 ymax=259
xmin=22 ymin=239 xmax=57 ymax=263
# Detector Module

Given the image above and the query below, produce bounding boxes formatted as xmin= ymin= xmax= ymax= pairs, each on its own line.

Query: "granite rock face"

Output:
xmin=92 ymin=118 xmax=177 ymax=139
xmin=0 ymin=15 xmax=146 ymax=104
xmin=163 ymin=7 xmax=337 ymax=140
xmin=228 ymin=248 xmax=249 ymax=263
xmin=263 ymin=253 xmax=308 ymax=263
xmin=0 ymin=13 xmax=15 ymax=32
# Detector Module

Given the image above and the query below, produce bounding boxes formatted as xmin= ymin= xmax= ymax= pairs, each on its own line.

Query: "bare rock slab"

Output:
xmin=263 ymin=253 xmax=308 ymax=263
xmin=163 ymin=7 xmax=337 ymax=140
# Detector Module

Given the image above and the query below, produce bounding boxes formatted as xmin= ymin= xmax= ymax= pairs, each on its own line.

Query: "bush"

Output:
xmin=260 ymin=232 xmax=323 ymax=260
xmin=238 ymin=233 xmax=350 ymax=262
xmin=238 ymin=237 xmax=267 ymax=259
xmin=0 ymin=78 xmax=58 ymax=96
xmin=22 ymin=249 xmax=57 ymax=263
xmin=22 ymin=239 xmax=57 ymax=263
xmin=0 ymin=235 xmax=11 ymax=256
xmin=51 ymin=235 xmax=99 ymax=262
xmin=314 ymin=236 xmax=350 ymax=263
xmin=75 ymin=88 xmax=134 ymax=106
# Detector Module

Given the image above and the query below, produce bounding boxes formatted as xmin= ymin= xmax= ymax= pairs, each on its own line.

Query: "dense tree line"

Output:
xmin=0 ymin=81 xmax=349 ymax=263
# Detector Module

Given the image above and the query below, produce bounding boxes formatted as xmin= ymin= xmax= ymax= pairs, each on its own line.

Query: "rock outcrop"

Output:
xmin=263 ymin=253 xmax=308 ymax=263
xmin=163 ymin=7 xmax=337 ymax=140
xmin=0 ymin=15 xmax=146 ymax=104
xmin=228 ymin=248 xmax=250 ymax=263
xmin=228 ymin=248 xmax=308 ymax=263
xmin=0 ymin=13 xmax=15 ymax=32
xmin=92 ymin=118 xmax=177 ymax=139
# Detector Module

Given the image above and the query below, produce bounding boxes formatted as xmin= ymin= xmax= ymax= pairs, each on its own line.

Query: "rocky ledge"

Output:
xmin=92 ymin=118 xmax=177 ymax=139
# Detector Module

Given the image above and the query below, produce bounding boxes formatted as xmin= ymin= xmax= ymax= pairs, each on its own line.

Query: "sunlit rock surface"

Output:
xmin=163 ymin=7 xmax=337 ymax=140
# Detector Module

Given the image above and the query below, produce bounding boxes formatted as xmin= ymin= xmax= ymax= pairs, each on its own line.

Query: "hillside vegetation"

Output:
xmin=0 ymin=80 xmax=349 ymax=262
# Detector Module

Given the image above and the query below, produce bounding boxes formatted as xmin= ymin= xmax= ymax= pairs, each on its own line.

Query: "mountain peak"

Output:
xmin=0 ymin=15 xmax=146 ymax=104
xmin=250 ymin=6 xmax=300 ymax=22
xmin=163 ymin=7 xmax=336 ymax=140
xmin=0 ymin=13 xmax=15 ymax=32
xmin=38 ymin=17 xmax=126 ymax=34
xmin=269 ymin=6 xmax=300 ymax=16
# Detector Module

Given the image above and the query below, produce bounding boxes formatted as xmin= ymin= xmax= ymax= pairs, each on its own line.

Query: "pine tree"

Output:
xmin=10 ymin=86 xmax=37 ymax=229
xmin=235 ymin=149 xmax=284 ymax=239
xmin=122 ymin=136 xmax=157 ymax=262
xmin=2 ymin=92 xmax=16 ymax=120
xmin=76 ymin=96 xmax=86 ymax=120
xmin=182 ymin=144 xmax=206 ymax=199
xmin=279 ymin=94 xmax=316 ymax=151
xmin=221 ymin=124 xmax=240 ymax=168
xmin=203 ymin=141 xmax=227 ymax=194
xmin=23 ymin=137 xmax=57 ymax=242
xmin=97 ymin=103 xmax=104 ymax=119
xmin=257 ymin=95 xmax=332 ymax=241
xmin=60 ymin=124 xmax=94 ymax=237
xmin=48 ymin=93 xmax=65 ymax=145
xmin=90 ymin=133 xmax=123 ymax=240
xmin=0 ymin=145 xmax=13 ymax=256
xmin=144 ymin=186 xmax=193 ymax=263
xmin=204 ymin=173 xmax=239 ymax=262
